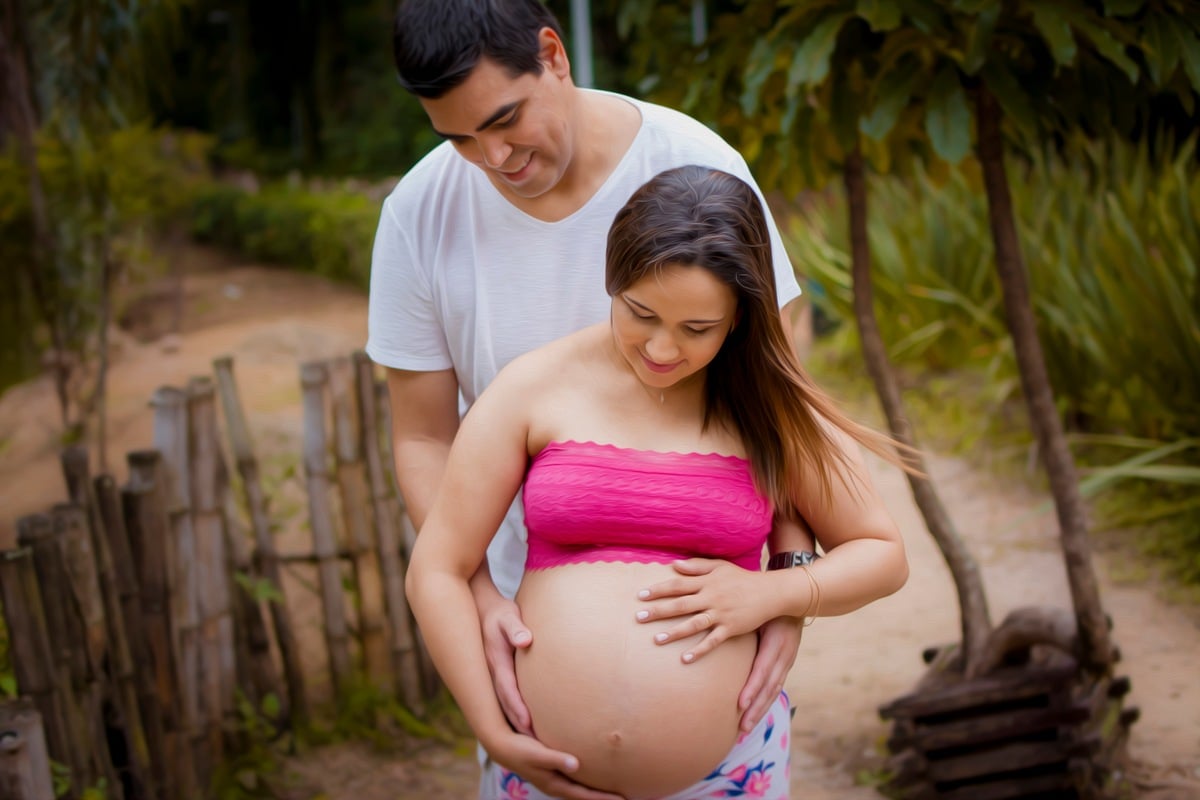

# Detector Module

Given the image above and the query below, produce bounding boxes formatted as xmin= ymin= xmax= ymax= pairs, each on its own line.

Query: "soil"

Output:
xmin=1 ymin=243 xmax=1197 ymax=800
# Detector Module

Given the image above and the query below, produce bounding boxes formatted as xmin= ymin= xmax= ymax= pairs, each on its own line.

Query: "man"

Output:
xmin=367 ymin=1 xmax=816 ymax=796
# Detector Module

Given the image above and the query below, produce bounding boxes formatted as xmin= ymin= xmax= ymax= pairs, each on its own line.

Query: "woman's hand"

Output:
xmin=490 ymin=731 xmax=628 ymax=800
xmin=634 ymin=558 xmax=776 ymax=663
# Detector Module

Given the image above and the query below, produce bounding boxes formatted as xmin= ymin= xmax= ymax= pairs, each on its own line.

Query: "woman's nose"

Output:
xmin=645 ymin=331 xmax=680 ymax=363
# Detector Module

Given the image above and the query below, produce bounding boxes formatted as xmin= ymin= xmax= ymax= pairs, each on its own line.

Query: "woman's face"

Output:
xmin=611 ymin=263 xmax=738 ymax=391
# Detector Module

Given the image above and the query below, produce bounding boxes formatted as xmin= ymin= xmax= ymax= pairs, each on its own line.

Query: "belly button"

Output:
xmin=606 ymin=730 xmax=623 ymax=748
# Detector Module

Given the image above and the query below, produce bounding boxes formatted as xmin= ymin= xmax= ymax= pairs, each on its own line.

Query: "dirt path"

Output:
xmin=1 ymin=246 xmax=1197 ymax=799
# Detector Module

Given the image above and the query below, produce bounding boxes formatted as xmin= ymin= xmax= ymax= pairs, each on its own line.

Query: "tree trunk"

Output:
xmin=0 ymin=0 xmax=70 ymax=428
xmin=974 ymin=85 xmax=1112 ymax=672
xmin=844 ymin=145 xmax=993 ymax=676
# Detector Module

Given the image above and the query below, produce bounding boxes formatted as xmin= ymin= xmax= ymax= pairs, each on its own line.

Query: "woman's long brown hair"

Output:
xmin=605 ymin=165 xmax=917 ymax=513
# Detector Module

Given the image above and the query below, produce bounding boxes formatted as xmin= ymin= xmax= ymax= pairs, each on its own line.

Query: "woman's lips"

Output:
xmin=641 ymin=354 xmax=681 ymax=374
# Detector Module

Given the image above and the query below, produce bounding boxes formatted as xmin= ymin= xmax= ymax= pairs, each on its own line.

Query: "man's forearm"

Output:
xmin=392 ymin=437 xmax=452 ymax=532
xmin=769 ymin=514 xmax=817 ymax=556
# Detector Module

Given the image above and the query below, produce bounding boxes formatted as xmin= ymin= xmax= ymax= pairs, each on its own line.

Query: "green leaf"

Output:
xmin=741 ymin=37 xmax=778 ymax=117
xmin=1030 ymin=6 xmax=1077 ymax=66
xmin=961 ymin=6 xmax=1000 ymax=75
xmin=1175 ymin=25 xmax=1200 ymax=90
xmin=860 ymin=58 xmax=922 ymax=140
xmin=1101 ymin=0 xmax=1144 ymax=15
xmin=980 ymin=64 xmax=1038 ymax=137
xmin=787 ymin=12 xmax=853 ymax=89
xmin=925 ymin=65 xmax=971 ymax=163
xmin=952 ymin=0 xmax=997 ymax=12
xmin=1065 ymin=12 xmax=1139 ymax=82
xmin=1140 ymin=14 xmax=1181 ymax=85
xmin=858 ymin=0 xmax=902 ymax=31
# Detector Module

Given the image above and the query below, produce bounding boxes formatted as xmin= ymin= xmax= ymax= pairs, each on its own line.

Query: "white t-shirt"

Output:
xmin=366 ymin=91 xmax=802 ymax=599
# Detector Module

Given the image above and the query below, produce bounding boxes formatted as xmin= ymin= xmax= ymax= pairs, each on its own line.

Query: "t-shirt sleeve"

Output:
xmin=365 ymin=194 xmax=454 ymax=371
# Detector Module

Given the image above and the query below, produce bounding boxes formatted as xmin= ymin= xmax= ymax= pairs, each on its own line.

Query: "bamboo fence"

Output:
xmin=0 ymin=351 xmax=434 ymax=799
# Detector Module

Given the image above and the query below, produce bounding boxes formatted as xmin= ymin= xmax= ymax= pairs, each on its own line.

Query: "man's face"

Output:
xmin=420 ymin=52 xmax=573 ymax=202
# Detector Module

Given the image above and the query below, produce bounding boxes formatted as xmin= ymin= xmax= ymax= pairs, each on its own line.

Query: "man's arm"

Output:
xmin=385 ymin=365 xmax=537 ymax=734
xmin=385 ymin=367 xmax=460 ymax=531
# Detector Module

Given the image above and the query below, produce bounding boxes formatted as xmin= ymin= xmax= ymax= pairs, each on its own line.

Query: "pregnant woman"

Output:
xmin=406 ymin=166 xmax=910 ymax=799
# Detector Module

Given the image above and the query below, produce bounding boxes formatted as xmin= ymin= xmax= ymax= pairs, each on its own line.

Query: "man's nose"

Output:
xmin=479 ymin=134 xmax=513 ymax=169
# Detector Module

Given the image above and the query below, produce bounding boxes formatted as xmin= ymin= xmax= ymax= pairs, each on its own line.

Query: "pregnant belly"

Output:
xmin=515 ymin=561 xmax=756 ymax=799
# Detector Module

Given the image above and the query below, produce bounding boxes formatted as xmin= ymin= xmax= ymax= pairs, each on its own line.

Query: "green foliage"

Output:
xmin=787 ymin=137 xmax=1200 ymax=581
xmin=0 ymin=126 xmax=213 ymax=394
xmin=190 ymin=182 xmax=379 ymax=289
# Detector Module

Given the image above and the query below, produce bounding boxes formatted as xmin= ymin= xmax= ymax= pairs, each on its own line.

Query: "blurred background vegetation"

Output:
xmin=1 ymin=0 xmax=1198 ymax=588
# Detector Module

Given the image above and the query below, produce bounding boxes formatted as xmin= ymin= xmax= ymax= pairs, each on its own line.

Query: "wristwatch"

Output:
xmin=766 ymin=550 xmax=821 ymax=570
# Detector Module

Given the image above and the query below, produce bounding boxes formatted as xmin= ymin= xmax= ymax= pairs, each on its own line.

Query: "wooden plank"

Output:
xmin=150 ymin=386 xmax=206 ymax=781
xmin=924 ymin=736 xmax=1099 ymax=784
xmin=888 ymin=701 xmax=1092 ymax=752
xmin=0 ymin=698 xmax=55 ymax=800
xmin=19 ymin=512 xmax=97 ymax=793
xmin=880 ymin=662 xmax=1078 ymax=720
xmin=93 ymin=475 xmax=160 ymax=800
xmin=0 ymin=544 xmax=72 ymax=774
xmin=300 ymin=361 xmax=353 ymax=695
xmin=329 ymin=357 xmax=390 ymax=689
xmin=353 ymin=352 xmax=424 ymax=708
xmin=212 ymin=355 xmax=308 ymax=723
xmin=49 ymin=504 xmax=120 ymax=797
xmin=124 ymin=450 xmax=196 ymax=800
xmin=187 ymin=376 xmax=234 ymax=764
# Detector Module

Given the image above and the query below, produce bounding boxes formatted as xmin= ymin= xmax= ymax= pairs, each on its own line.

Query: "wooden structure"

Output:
xmin=880 ymin=626 xmax=1139 ymax=800
xmin=0 ymin=351 xmax=435 ymax=799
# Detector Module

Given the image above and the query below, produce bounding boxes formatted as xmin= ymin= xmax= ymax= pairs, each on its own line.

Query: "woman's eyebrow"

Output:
xmin=622 ymin=294 xmax=726 ymax=324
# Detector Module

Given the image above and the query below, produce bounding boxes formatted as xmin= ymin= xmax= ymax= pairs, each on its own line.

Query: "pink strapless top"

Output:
xmin=523 ymin=440 xmax=772 ymax=571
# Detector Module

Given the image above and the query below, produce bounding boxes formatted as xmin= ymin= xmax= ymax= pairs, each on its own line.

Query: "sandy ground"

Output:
xmin=1 ymin=245 xmax=1197 ymax=799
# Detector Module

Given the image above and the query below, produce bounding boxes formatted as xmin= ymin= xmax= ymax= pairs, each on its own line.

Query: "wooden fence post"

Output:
xmin=328 ymin=357 xmax=389 ymax=689
xmin=17 ymin=512 xmax=99 ymax=797
xmin=124 ymin=450 xmax=196 ymax=800
xmin=300 ymin=361 xmax=354 ymax=696
xmin=60 ymin=448 xmax=156 ymax=799
xmin=0 ymin=699 xmax=55 ymax=800
xmin=93 ymin=474 xmax=161 ymax=800
xmin=351 ymin=352 xmax=425 ymax=708
xmin=0 ymin=544 xmax=72 ymax=777
xmin=212 ymin=356 xmax=308 ymax=723
xmin=186 ymin=377 xmax=236 ymax=760
xmin=149 ymin=387 xmax=208 ymax=780
xmin=49 ymin=503 xmax=121 ymax=797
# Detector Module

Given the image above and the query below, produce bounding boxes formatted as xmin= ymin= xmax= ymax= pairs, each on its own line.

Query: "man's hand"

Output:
xmin=737 ymin=616 xmax=801 ymax=732
xmin=478 ymin=594 xmax=535 ymax=735
xmin=489 ymin=732 xmax=627 ymax=800
xmin=634 ymin=558 xmax=772 ymax=663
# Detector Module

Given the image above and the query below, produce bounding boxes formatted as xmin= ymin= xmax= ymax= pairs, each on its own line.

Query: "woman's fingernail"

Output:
xmin=654 ymin=632 xmax=668 ymax=643
xmin=637 ymin=589 xmax=649 ymax=599
xmin=636 ymin=610 xmax=649 ymax=621
xmin=682 ymin=652 xmax=695 ymax=663
xmin=512 ymin=630 xmax=531 ymax=644
xmin=563 ymin=756 xmax=579 ymax=771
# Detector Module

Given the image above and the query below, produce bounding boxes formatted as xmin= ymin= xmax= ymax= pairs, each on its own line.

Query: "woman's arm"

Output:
xmin=635 ymin=424 xmax=907 ymax=658
xmin=404 ymin=368 xmax=624 ymax=800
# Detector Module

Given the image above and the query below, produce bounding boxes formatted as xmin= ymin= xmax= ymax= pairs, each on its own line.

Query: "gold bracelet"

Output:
xmin=799 ymin=565 xmax=821 ymax=627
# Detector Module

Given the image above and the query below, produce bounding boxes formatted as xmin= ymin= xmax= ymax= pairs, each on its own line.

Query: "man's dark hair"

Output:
xmin=393 ymin=0 xmax=565 ymax=99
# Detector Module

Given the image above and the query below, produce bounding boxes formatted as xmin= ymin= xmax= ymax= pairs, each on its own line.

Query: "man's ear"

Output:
xmin=537 ymin=27 xmax=571 ymax=79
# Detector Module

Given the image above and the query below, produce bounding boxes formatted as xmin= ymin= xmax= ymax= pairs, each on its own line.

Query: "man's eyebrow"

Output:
xmin=431 ymin=102 xmax=520 ymax=140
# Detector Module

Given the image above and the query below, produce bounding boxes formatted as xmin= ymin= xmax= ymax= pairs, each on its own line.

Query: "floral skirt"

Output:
xmin=480 ymin=691 xmax=791 ymax=799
